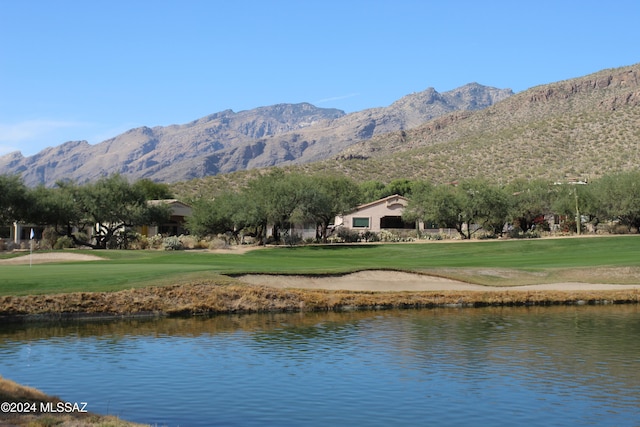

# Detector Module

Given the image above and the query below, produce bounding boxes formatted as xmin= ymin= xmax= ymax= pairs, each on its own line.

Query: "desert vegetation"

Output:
xmin=5 ymin=169 xmax=640 ymax=249
xmin=0 ymin=174 xmax=173 ymax=250
xmin=181 ymin=169 xmax=640 ymax=243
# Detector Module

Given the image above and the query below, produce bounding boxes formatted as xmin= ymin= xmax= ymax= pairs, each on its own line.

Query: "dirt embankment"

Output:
xmin=2 ymin=252 xmax=640 ymax=319
xmin=2 ymin=277 xmax=640 ymax=322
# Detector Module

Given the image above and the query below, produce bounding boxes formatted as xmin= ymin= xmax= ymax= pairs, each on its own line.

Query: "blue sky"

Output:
xmin=1 ymin=1 xmax=638 ymax=157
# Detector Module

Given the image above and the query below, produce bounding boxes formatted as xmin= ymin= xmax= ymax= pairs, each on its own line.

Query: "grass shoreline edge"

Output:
xmin=2 ymin=273 xmax=640 ymax=323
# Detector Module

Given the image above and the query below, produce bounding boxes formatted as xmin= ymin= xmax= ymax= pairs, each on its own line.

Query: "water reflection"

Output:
xmin=1 ymin=306 xmax=639 ymax=427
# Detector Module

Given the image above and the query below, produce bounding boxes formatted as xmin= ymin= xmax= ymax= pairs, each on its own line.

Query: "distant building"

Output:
xmin=334 ymin=194 xmax=421 ymax=232
xmin=9 ymin=222 xmax=43 ymax=245
xmin=140 ymin=199 xmax=193 ymax=236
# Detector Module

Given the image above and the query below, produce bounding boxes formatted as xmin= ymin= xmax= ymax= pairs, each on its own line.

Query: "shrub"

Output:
xmin=208 ymin=237 xmax=228 ymax=249
xmin=361 ymin=231 xmax=379 ymax=242
xmin=506 ymin=227 xmax=541 ymax=239
xmin=163 ymin=236 xmax=184 ymax=251
xmin=42 ymin=227 xmax=60 ymax=249
xmin=177 ymin=234 xmax=198 ymax=249
xmin=336 ymin=227 xmax=360 ymax=243
xmin=108 ymin=229 xmax=139 ymax=249
xmin=283 ymin=233 xmax=302 ymax=246
xmin=54 ymin=236 xmax=75 ymax=249
xmin=130 ymin=234 xmax=150 ymax=250
xmin=148 ymin=234 xmax=164 ymax=249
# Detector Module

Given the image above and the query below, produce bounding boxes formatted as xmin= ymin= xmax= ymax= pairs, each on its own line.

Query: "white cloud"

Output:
xmin=314 ymin=93 xmax=360 ymax=105
xmin=0 ymin=119 xmax=91 ymax=156
xmin=0 ymin=120 xmax=85 ymax=143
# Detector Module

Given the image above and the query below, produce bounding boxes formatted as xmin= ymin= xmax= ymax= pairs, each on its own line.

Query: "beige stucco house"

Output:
xmin=334 ymin=194 xmax=422 ymax=232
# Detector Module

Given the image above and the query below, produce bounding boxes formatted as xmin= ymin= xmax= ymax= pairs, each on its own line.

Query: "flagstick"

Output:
xmin=29 ymin=228 xmax=34 ymax=268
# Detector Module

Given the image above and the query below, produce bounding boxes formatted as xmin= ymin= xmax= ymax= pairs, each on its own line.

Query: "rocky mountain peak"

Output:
xmin=0 ymin=83 xmax=511 ymax=187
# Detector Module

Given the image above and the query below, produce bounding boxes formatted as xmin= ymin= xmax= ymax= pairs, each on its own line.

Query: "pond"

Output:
xmin=1 ymin=305 xmax=639 ymax=426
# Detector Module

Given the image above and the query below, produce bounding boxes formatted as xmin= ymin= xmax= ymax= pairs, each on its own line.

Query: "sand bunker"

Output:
xmin=239 ymin=270 xmax=640 ymax=292
xmin=0 ymin=252 xmax=106 ymax=265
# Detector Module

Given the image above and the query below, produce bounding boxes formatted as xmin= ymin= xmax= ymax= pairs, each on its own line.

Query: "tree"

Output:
xmin=25 ymin=182 xmax=88 ymax=243
xmin=404 ymin=180 xmax=508 ymax=239
xmin=0 ymin=174 xmax=29 ymax=226
xmin=461 ymin=180 xmax=508 ymax=236
xmin=186 ymin=193 xmax=238 ymax=238
xmin=133 ymin=179 xmax=173 ymax=200
xmin=358 ymin=180 xmax=386 ymax=203
xmin=403 ymin=180 xmax=435 ymax=226
xmin=590 ymin=172 xmax=640 ymax=231
xmin=30 ymin=175 xmax=170 ymax=249
xmin=415 ymin=183 xmax=465 ymax=236
xmin=381 ymin=178 xmax=415 ymax=198
xmin=506 ymin=179 xmax=555 ymax=232
xmin=309 ymin=174 xmax=361 ymax=242
xmin=257 ymin=171 xmax=320 ymax=242
xmin=79 ymin=175 xmax=170 ymax=248
xmin=358 ymin=179 xmax=415 ymax=203
xmin=231 ymin=170 xmax=359 ymax=244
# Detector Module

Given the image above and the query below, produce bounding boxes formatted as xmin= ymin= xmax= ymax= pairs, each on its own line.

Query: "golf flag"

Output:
xmin=30 ymin=228 xmax=34 ymax=239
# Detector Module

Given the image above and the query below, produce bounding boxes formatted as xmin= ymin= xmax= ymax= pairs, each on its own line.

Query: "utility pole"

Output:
xmin=574 ymin=189 xmax=580 ymax=236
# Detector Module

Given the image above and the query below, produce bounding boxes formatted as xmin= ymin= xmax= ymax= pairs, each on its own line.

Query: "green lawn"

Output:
xmin=1 ymin=235 xmax=639 ymax=296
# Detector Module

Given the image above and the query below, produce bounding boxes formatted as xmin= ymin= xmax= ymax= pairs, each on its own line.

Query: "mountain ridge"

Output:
xmin=0 ymin=84 xmax=512 ymax=187
xmin=167 ymin=62 xmax=640 ymax=201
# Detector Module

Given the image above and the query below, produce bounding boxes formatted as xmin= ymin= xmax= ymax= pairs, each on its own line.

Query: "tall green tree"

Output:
xmin=506 ymin=179 xmax=555 ymax=232
xmin=186 ymin=192 xmax=238 ymax=238
xmin=0 ymin=174 xmax=29 ymax=226
xmin=590 ymin=172 xmax=640 ymax=231
xmin=133 ymin=179 xmax=173 ymax=200
xmin=259 ymin=171 xmax=320 ymax=242
xmin=25 ymin=182 xmax=87 ymax=241
xmin=30 ymin=175 xmax=170 ymax=248
xmin=309 ymin=174 xmax=361 ymax=242
xmin=79 ymin=175 xmax=169 ymax=248
xmin=358 ymin=180 xmax=386 ymax=203
xmin=381 ymin=178 xmax=415 ymax=198
xmin=403 ymin=180 xmax=435 ymax=227
xmin=404 ymin=180 xmax=508 ymax=239
xmin=462 ymin=180 xmax=509 ymax=236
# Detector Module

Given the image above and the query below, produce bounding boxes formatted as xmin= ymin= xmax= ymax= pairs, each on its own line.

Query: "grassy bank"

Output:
xmin=0 ymin=375 xmax=148 ymax=427
xmin=0 ymin=236 xmax=639 ymax=319
xmin=2 ymin=281 xmax=640 ymax=320
xmin=2 ymin=235 xmax=640 ymax=296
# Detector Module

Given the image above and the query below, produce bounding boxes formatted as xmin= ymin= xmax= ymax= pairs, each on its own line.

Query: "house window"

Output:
xmin=380 ymin=216 xmax=413 ymax=229
xmin=352 ymin=217 xmax=370 ymax=228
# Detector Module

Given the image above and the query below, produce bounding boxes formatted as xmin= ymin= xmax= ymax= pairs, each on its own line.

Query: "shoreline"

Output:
xmin=0 ymin=375 xmax=148 ymax=427
xmin=2 ymin=251 xmax=640 ymax=321
xmin=1 ymin=271 xmax=639 ymax=323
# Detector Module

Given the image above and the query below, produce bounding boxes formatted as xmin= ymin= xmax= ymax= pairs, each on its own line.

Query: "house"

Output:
xmin=139 ymin=199 xmax=193 ymax=237
xmin=8 ymin=222 xmax=43 ymax=246
xmin=334 ymin=194 xmax=422 ymax=233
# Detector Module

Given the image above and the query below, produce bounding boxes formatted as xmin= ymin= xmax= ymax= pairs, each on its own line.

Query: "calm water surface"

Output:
xmin=1 ymin=305 xmax=639 ymax=426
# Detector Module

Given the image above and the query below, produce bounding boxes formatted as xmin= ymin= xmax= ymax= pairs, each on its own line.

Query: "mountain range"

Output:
xmin=166 ymin=62 xmax=640 ymax=200
xmin=318 ymin=63 xmax=640 ymax=185
xmin=0 ymin=84 xmax=513 ymax=187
